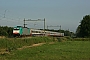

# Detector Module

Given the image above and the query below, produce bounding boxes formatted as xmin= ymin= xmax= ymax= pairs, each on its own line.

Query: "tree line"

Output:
xmin=0 ymin=26 xmax=13 ymax=37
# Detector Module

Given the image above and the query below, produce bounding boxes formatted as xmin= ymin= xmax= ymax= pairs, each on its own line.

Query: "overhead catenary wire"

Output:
xmin=0 ymin=15 xmax=24 ymax=26
xmin=24 ymin=18 xmax=46 ymax=36
xmin=0 ymin=10 xmax=24 ymax=25
xmin=47 ymin=25 xmax=61 ymax=30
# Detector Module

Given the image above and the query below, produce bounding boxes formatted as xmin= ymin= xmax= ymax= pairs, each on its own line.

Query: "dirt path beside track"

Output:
xmin=17 ymin=43 xmax=46 ymax=50
xmin=17 ymin=42 xmax=55 ymax=50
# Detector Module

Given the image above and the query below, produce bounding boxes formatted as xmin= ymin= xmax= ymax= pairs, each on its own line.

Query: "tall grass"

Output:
xmin=73 ymin=38 xmax=90 ymax=41
xmin=56 ymin=36 xmax=90 ymax=41
xmin=0 ymin=41 xmax=90 ymax=60
xmin=0 ymin=36 xmax=90 ymax=53
xmin=0 ymin=37 xmax=54 ymax=52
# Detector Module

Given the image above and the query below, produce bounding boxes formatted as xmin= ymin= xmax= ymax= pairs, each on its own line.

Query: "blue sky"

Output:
xmin=0 ymin=0 xmax=90 ymax=32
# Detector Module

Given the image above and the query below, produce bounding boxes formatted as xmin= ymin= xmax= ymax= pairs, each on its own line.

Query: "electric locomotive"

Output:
xmin=13 ymin=26 xmax=30 ymax=37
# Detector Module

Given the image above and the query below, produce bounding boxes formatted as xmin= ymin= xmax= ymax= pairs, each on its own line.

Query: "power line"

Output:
xmin=3 ymin=10 xmax=7 ymax=18
xmin=47 ymin=25 xmax=61 ymax=30
xmin=23 ymin=18 xmax=46 ymax=36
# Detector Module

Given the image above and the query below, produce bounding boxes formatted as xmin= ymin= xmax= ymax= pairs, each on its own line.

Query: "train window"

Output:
xmin=36 ymin=31 xmax=39 ymax=33
xmin=32 ymin=31 xmax=37 ymax=33
xmin=39 ymin=31 xmax=41 ymax=33
xmin=14 ymin=28 xmax=19 ymax=30
xmin=14 ymin=29 xmax=19 ymax=30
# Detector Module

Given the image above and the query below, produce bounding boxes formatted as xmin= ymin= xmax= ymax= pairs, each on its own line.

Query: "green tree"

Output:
xmin=76 ymin=25 xmax=81 ymax=37
xmin=76 ymin=15 xmax=90 ymax=38
xmin=0 ymin=26 xmax=13 ymax=37
xmin=64 ymin=30 xmax=71 ymax=36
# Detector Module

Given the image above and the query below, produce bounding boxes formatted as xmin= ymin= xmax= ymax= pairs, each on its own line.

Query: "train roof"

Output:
xmin=14 ymin=26 xmax=30 ymax=28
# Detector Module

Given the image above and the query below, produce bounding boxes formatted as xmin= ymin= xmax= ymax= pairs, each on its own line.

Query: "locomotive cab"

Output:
xmin=13 ymin=26 xmax=30 ymax=37
xmin=13 ymin=26 xmax=22 ymax=37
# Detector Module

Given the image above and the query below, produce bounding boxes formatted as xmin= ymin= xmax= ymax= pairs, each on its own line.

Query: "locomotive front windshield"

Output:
xmin=14 ymin=28 xmax=20 ymax=30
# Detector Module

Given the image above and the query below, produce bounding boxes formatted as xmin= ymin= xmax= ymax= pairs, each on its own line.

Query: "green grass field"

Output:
xmin=0 ymin=37 xmax=90 ymax=60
